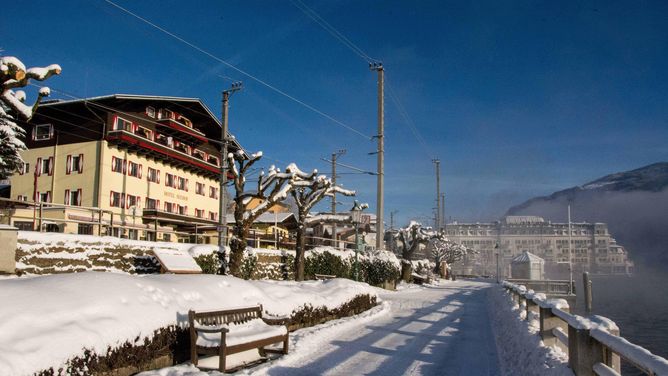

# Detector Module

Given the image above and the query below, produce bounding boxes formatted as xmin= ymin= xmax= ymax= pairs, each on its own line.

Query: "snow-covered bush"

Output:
xmin=360 ymin=258 xmax=400 ymax=286
xmin=305 ymin=250 xmax=352 ymax=279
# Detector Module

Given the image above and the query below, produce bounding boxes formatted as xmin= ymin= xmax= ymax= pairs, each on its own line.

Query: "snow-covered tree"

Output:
xmin=0 ymin=56 xmax=61 ymax=179
xmin=430 ymin=238 xmax=470 ymax=268
xmin=394 ymin=221 xmax=438 ymax=282
xmin=290 ymin=168 xmax=355 ymax=281
xmin=226 ymin=150 xmax=296 ymax=277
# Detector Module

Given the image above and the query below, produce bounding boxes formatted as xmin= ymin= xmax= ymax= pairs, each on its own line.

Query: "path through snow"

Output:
xmin=258 ymin=280 xmax=500 ymax=375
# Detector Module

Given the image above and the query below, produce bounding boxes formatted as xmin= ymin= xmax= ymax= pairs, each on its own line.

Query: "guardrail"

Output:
xmin=506 ymin=278 xmax=575 ymax=295
xmin=503 ymin=281 xmax=668 ymax=376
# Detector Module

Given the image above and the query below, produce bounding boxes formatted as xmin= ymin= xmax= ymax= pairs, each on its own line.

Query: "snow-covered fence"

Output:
xmin=503 ymin=281 xmax=668 ymax=376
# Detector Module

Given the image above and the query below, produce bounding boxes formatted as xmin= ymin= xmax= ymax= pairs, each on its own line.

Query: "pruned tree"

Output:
xmin=290 ymin=167 xmax=355 ymax=281
xmin=0 ymin=56 xmax=61 ymax=179
xmin=430 ymin=238 xmax=471 ymax=271
xmin=394 ymin=221 xmax=438 ymax=282
xmin=226 ymin=150 xmax=296 ymax=276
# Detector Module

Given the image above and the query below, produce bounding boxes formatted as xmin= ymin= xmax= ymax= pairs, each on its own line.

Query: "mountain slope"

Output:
xmin=506 ymin=162 xmax=668 ymax=266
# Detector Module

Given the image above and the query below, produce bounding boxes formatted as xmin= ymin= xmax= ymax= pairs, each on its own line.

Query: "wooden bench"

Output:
xmin=188 ymin=305 xmax=289 ymax=372
xmin=314 ymin=273 xmax=337 ymax=280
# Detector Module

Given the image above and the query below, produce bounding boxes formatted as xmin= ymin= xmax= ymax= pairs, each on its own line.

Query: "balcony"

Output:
xmin=156 ymin=118 xmax=207 ymax=144
xmin=106 ymin=129 xmax=221 ymax=179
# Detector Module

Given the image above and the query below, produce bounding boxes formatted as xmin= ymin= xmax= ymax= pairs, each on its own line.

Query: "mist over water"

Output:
xmin=573 ymin=266 xmax=668 ymax=375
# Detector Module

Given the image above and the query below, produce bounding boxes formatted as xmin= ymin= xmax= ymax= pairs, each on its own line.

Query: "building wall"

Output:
xmin=446 ymin=217 xmax=634 ymax=276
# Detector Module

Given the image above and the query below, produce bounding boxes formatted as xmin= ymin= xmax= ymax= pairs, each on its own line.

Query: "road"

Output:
xmin=261 ymin=280 xmax=501 ymax=376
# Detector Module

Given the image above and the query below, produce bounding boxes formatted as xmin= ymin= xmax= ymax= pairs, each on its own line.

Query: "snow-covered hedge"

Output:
xmin=0 ymin=273 xmax=379 ymax=375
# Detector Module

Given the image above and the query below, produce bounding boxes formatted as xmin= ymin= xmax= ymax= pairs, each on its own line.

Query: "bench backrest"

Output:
xmin=189 ymin=305 xmax=264 ymax=327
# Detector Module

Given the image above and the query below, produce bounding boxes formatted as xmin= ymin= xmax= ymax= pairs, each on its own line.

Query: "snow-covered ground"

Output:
xmin=0 ymin=273 xmax=378 ymax=375
xmin=142 ymin=280 xmax=575 ymax=376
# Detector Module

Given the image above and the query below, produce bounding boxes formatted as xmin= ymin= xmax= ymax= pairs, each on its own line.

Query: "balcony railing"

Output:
xmin=106 ymin=129 xmax=221 ymax=177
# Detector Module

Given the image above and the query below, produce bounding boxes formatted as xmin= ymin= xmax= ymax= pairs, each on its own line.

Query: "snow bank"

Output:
xmin=488 ymin=285 xmax=573 ymax=375
xmin=0 ymin=273 xmax=379 ymax=375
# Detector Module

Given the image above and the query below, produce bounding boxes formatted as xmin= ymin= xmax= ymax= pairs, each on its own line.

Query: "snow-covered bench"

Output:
xmin=188 ymin=305 xmax=289 ymax=372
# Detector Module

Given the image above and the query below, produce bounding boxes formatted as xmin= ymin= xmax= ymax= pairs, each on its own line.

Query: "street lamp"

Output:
xmin=495 ymin=243 xmax=500 ymax=284
xmin=350 ymin=200 xmax=366 ymax=281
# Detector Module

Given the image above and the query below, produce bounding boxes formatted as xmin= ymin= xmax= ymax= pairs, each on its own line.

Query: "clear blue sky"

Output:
xmin=2 ymin=0 xmax=667 ymax=226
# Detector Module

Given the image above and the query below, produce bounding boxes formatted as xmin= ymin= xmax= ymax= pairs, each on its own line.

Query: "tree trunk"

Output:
xmin=294 ymin=224 xmax=306 ymax=281
xmin=228 ymin=224 xmax=248 ymax=277
xmin=401 ymin=261 xmax=412 ymax=282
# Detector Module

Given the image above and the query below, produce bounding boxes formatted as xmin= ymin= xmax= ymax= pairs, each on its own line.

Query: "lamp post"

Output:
xmin=495 ymin=243 xmax=500 ymax=284
xmin=350 ymin=200 xmax=366 ymax=281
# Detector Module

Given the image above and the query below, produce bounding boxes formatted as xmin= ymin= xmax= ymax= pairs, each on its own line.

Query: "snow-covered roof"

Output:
xmin=511 ymin=251 xmax=544 ymax=264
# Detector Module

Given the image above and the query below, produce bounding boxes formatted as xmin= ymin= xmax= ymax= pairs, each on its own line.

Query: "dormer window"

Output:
xmin=146 ymin=106 xmax=156 ymax=118
xmin=178 ymin=115 xmax=193 ymax=128
xmin=33 ymin=124 xmax=53 ymax=141
xmin=158 ymin=109 xmax=175 ymax=120
xmin=113 ymin=116 xmax=133 ymax=131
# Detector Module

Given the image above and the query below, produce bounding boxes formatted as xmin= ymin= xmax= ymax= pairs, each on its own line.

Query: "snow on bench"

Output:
xmin=188 ymin=305 xmax=289 ymax=372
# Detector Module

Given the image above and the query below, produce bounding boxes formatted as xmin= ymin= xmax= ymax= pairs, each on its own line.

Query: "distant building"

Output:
xmin=446 ymin=216 xmax=634 ymax=276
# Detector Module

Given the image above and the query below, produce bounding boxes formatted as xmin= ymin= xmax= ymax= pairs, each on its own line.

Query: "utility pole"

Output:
xmin=432 ymin=159 xmax=441 ymax=232
xmin=219 ymin=81 xmax=242 ymax=274
xmin=370 ymin=62 xmax=384 ymax=250
xmin=441 ymin=193 xmax=446 ymax=232
xmin=331 ymin=149 xmax=346 ymax=248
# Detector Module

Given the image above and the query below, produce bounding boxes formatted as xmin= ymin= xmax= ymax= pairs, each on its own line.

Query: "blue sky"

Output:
xmin=2 ymin=0 xmax=668 ymax=226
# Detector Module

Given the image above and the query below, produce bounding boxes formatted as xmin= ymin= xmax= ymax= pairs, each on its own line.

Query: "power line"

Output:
xmin=385 ymin=78 xmax=434 ymax=159
xmin=289 ymin=0 xmax=379 ymax=64
xmin=319 ymin=157 xmax=376 ymax=175
xmin=102 ymin=0 xmax=372 ymax=140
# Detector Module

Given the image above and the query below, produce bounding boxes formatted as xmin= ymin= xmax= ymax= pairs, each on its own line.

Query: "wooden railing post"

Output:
xmin=540 ymin=306 xmax=568 ymax=353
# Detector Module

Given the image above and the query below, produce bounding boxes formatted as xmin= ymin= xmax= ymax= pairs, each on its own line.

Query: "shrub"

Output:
xmin=241 ymin=253 xmax=258 ymax=280
xmin=193 ymin=252 xmax=223 ymax=274
xmin=304 ymin=251 xmax=352 ymax=279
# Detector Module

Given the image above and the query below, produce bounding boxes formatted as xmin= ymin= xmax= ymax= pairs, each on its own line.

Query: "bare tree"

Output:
xmin=290 ymin=168 xmax=355 ymax=281
xmin=0 ymin=56 xmax=60 ymax=179
xmin=431 ymin=238 xmax=470 ymax=268
xmin=226 ymin=150 xmax=297 ymax=276
xmin=394 ymin=221 xmax=437 ymax=282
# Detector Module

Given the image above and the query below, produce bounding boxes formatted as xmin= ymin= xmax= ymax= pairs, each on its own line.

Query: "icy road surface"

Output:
xmin=259 ymin=280 xmax=500 ymax=376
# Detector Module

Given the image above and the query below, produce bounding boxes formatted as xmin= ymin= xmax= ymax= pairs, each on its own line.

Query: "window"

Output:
xmin=38 ymin=191 xmax=51 ymax=203
xmin=177 ymin=204 xmax=187 ymax=215
xmin=209 ymin=211 xmax=217 ymax=221
xmin=145 ymin=197 xmax=159 ymax=210
xmin=209 ymin=186 xmax=218 ymax=199
xmin=195 ymin=182 xmax=205 ymax=195
xmin=158 ymin=108 xmax=175 ymax=120
xmin=164 ymin=202 xmax=175 ymax=213
xmin=195 ymin=209 xmax=205 ymax=218
xmin=113 ymin=116 xmax=133 ymax=131
xmin=78 ymin=224 xmax=94 ymax=235
xmin=165 ymin=173 xmax=175 ymax=188
xmin=147 ymin=167 xmax=160 ymax=183
xmin=146 ymin=106 xmax=156 ymax=118
xmin=128 ymin=229 xmax=139 ymax=240
xmin=177 ymin=176 xmax=188 ymax=191
xmin=64 ymin=189 xmax=82 ymax=206
xmin=134 ymin=126 xmax=152 ymax=140
xmin=207 ymin=155 xmax=219 ymax=166
xmin=18 ymin=162 xmax=30 ymax=175
xmin=178 ymin=115 xmax=193 ymax=128
xmin=127 ymin=161 xmax=142 ymax=178
xmin=66 ymin=154 xmax=83 ymax=174
xmin=126 ymin=194 xmax=140 ymax=209
xmin=39 ymin=157 xmax=53 ymax=176
xmin=192 ymin=149 xmax=205 ymax=160
xmin=111 ymin=157 xmax=126 ymax=173
xmin=110 ymin=191 xmax=124 ymax=208
xmin=33 ymin=124 xmax=53 ymax=141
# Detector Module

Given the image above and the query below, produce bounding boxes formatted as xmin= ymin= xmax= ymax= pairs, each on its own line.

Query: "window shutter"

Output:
xmin=78 ymin=154 xmax=84 ymax=174
xmin=137 ymin=196 xmax=141 ymax=209
xmin=37 ymin=158 xmax=42 ymax=176
xmin=121 ymin=193 xmax=126 ymax=208
xmin=127 ymin=195 xmax=131 ymax=209
xmin=157 ymin=200 xmax=160 ymax=209
xmin=110 ymin=191 xmax=114 ymax=207
xmin=157 ymin=171 xmax=161 ymax=184
xmin=36 ymin=191 xmax=40 ymax=202
xmin=46 ymin=191 xmax=51 ymax=203
xmin=66 ymin=155 xmax=72 ymax=174
xmin=122 ymin=159 xmax=127 ymax=174
xmin=77 ymin=189 xmax=82 ymax=206
xmin=185 ymin=179 xmax=189 ymax=192
xmin=48 ymin=125 xmax=54 ymax=139
xmin=138 ymin=165 xmax=142 ymax=179
xmin=111 ymin=157 xmax=116 ymax=172
xmin=64 ymin=189 xmax=70 ymax=205
xmin=48 ymin=157 xmax=54 ymax=176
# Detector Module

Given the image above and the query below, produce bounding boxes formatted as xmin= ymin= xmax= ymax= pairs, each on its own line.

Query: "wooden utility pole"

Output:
xmin=441 ymin=192 xmax=446 ymax=232
xmin=432 ymin=159 xmax=440 ymax=231
xmin=219 ymin=81 xmax=242 ymax=273
xmin=331 ymin=149 xmax=345 ymax=248
xmin=370 ymin=62 xmax=384 ymax=250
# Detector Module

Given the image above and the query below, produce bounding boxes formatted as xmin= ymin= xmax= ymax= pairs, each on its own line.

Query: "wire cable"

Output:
xmin=102 ymin=0 xmax=372 ymax=140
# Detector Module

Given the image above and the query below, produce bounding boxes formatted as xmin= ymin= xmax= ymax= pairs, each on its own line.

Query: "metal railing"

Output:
xmin=503 ymin=281 xmax=668 ymax=376
xmin=506 ymin=278 xmax=575 ymax=295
